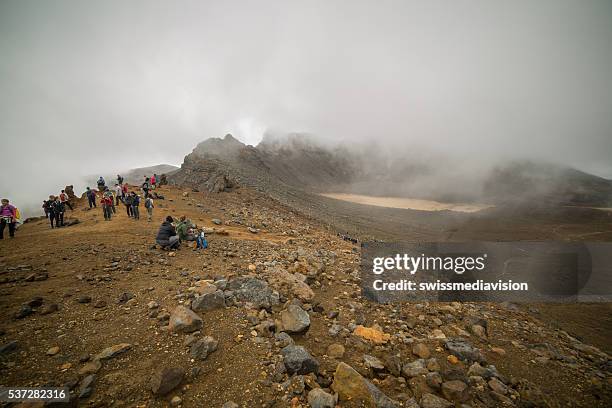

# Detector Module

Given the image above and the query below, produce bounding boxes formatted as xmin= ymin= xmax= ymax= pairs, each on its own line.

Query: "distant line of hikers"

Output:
xmin=42 ymin=174 xmax=164 ymax=228
xmin=3 ymin=172 xmax=200 ymax=251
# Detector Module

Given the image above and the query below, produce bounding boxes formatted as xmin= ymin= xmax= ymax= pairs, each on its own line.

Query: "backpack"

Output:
xmin=53 ymin=201 xmax=64 ymax=212
xmin=145 ymin=198 xmax=153 ymax=209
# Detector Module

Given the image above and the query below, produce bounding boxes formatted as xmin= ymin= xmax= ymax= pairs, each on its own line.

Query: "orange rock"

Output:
xmin=353 ymin=325 xmax=391 ymax=344
xmin=447 ymin=354 xmax=459 ymax=364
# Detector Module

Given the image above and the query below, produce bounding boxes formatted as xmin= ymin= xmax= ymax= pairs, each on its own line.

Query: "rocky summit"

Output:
xmin=0 ymin=178 xmax=610 ymax=407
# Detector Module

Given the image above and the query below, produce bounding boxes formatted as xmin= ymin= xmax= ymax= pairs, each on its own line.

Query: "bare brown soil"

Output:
xmin=0 ymin=185 xmax=610 ymax=407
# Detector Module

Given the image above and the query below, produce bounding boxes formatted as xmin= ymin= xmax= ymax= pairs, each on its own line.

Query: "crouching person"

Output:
xmin=156 ymin=216 xmax=180 ymax=250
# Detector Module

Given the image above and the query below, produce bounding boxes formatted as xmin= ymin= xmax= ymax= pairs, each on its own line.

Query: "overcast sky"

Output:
xmin=1 ymin=0 xmax=611 ymax=213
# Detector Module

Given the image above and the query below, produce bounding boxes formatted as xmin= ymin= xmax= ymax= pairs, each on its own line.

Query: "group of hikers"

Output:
xmin=87 ymin=174 xmax=157 ymax=222
xmin=2 ymin=172 xmax=207 ymax=250
xmin=42 ymin=174 xmax=163 ymax=228
xmin=41 ymin=190 xmax=73 ymax=228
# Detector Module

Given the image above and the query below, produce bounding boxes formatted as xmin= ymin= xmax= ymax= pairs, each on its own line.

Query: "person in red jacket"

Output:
xmin=59 ymin=190 xmax=73 ymax=211
xmin=101 ymin=195 xmax=113 ymax=221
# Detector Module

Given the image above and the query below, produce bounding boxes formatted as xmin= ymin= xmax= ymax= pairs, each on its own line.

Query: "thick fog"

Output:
xmin=1 ymin=0 xmax=611 ymax=216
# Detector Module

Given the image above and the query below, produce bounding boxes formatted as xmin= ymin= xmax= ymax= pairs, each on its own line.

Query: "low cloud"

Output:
xmin=1 ymin=0 xmax=611 ymax=214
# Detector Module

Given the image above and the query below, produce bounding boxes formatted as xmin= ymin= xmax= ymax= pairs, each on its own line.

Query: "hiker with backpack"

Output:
xmin=141 ymin=177 xmax=150 ymax=198
xmin=101 ymin=194 xmax=113 ymax=221
xmin=86 ymin=187 xmax=97 ymax=208
xmin=46 ymin=195 xmax=57 ymax=228
xmin=114 ymin=184 xmax=122 ymax=206
xmin=42 ymin=200 xmax=50 ymax=219
xmin=124 ymin=192 xmax=134 ymax=217
xmin=121 ymin=183 xmax=128 ymax=200
xmin=151 ymin=174 xmax=157 ymax=190
xmin=117 ymin=174 xmax=124 ymax=185
xmin=131 ymin=192 xmax=140 ymax=220
xmin=59 ymin=190 xmax=73 ymax=211
xmin=156 ymin=216 xmax=180 ymax=249
xmin=144 ymin=195 xmax=154 ymax=222
xmin=0 ymin=199 xmax=18 ymax=239
xmin=103 ymin=188 xmax=116 ymax=214
xmin=97 ymin=176 xmax=105 ymax=191
xmin=52 ymin=196 xmax=65 ymax=227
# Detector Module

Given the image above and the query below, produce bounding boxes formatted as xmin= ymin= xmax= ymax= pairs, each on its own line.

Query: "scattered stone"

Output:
xmin=150 ymin=367 xmax=185 ymax=396
xmin=470 ymin=324 xmax=487 ymax=339
xmin=364 ymin=354 xmax=385 ymax=372
xmin=280 ymin=304 xmax=311 ymax=333
xmin=307 ymin=388 xmax=336 ymax=408
xmin=441 ymin=380 xmax=469 ymax=402
xmin=15 ymin=305 xmax=33 ymax=319
xmin=264 ymin=266 xmax=314 ymax=302
xmin=227 ymin=277 xmax=279 ymax=309
xmin=488 ymin=377 xmax=508 ymax=395
xmin=26 ymin=297 xmax=43 ymax=308
xmin=444 ymin=338 xmax=485 ymax=363
xmin=79 ymin=359 xmax=102 ymax=375
xmin=78 ymin=295 xmax=92 ymax=304
xmin=168 ymin=306 xmax=203 ymax=333
xmin=192 ymin=280 xmax=217 ymax=295
xmin=326 ymin=343 xmax=345 ymax=359
xmin=190 ymin=336 xmax=218 ymax=360
xmin=222 ymin=402 xmax=239 ymax=408
xmin=0 ymin=340 xmax=18 ymax=354
xmin=192 ymin=290 xmax=225 ymax=311
xmin=275 ymin=332 xmax=294 ymax=347
xmin=430 ymin=329 xmax=446 ymax=339
xmin=402 ymin=359 xmax=428 ymax=377
xmin=79 ymin=374 xmax=96 ymax=399
xmin=426 ymin=372 xmax=443 ymax=390
xmin=467 ymin=362 xmax=495 ymax=379
xmin=170 ymin=396 xmax=182 ymax=406
xmin=117 ymin=292 xmax=135 ymax=304
xmin=420 ymin=393 xmax=453 ymax=408
xmin=95 ymin=343 xmax=132 ymax=360
xmin=40 ymin=303 xmax=59 ymax=315
xmin=147 ymin=301 xmax=159 ymax=309
xmin=212 ymin=218 xmax=222 ymax=225
xmin=93 ymin=299 xmax=107 ymax=308
xmin=413 ymin=343 xmax=431 ymax=359
xmin=446 ymin=355 xmax=459 ymax=365
xmin=47 ymin=346 xmax=60 ymax=356
xmin=332 ymin=362 xmax=399 ymax=407
xmin=282 ymin=345 xmax=320 ymax=375
xmin=353 ymin=325 xmax=390 ymax=344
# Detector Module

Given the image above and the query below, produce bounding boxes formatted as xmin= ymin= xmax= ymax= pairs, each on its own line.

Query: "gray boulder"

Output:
xmin=190 ymin=336 xmax=218 ymax=360
xmin=228 ymin=277 xmax=279 ymax=309
xmin=281 ymin=345 xmax=319 ymax=375
xmin=280 ymin=304 xmax=310 ymax=333
xmin=192 ymin=290 xmax=225 ymax=311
